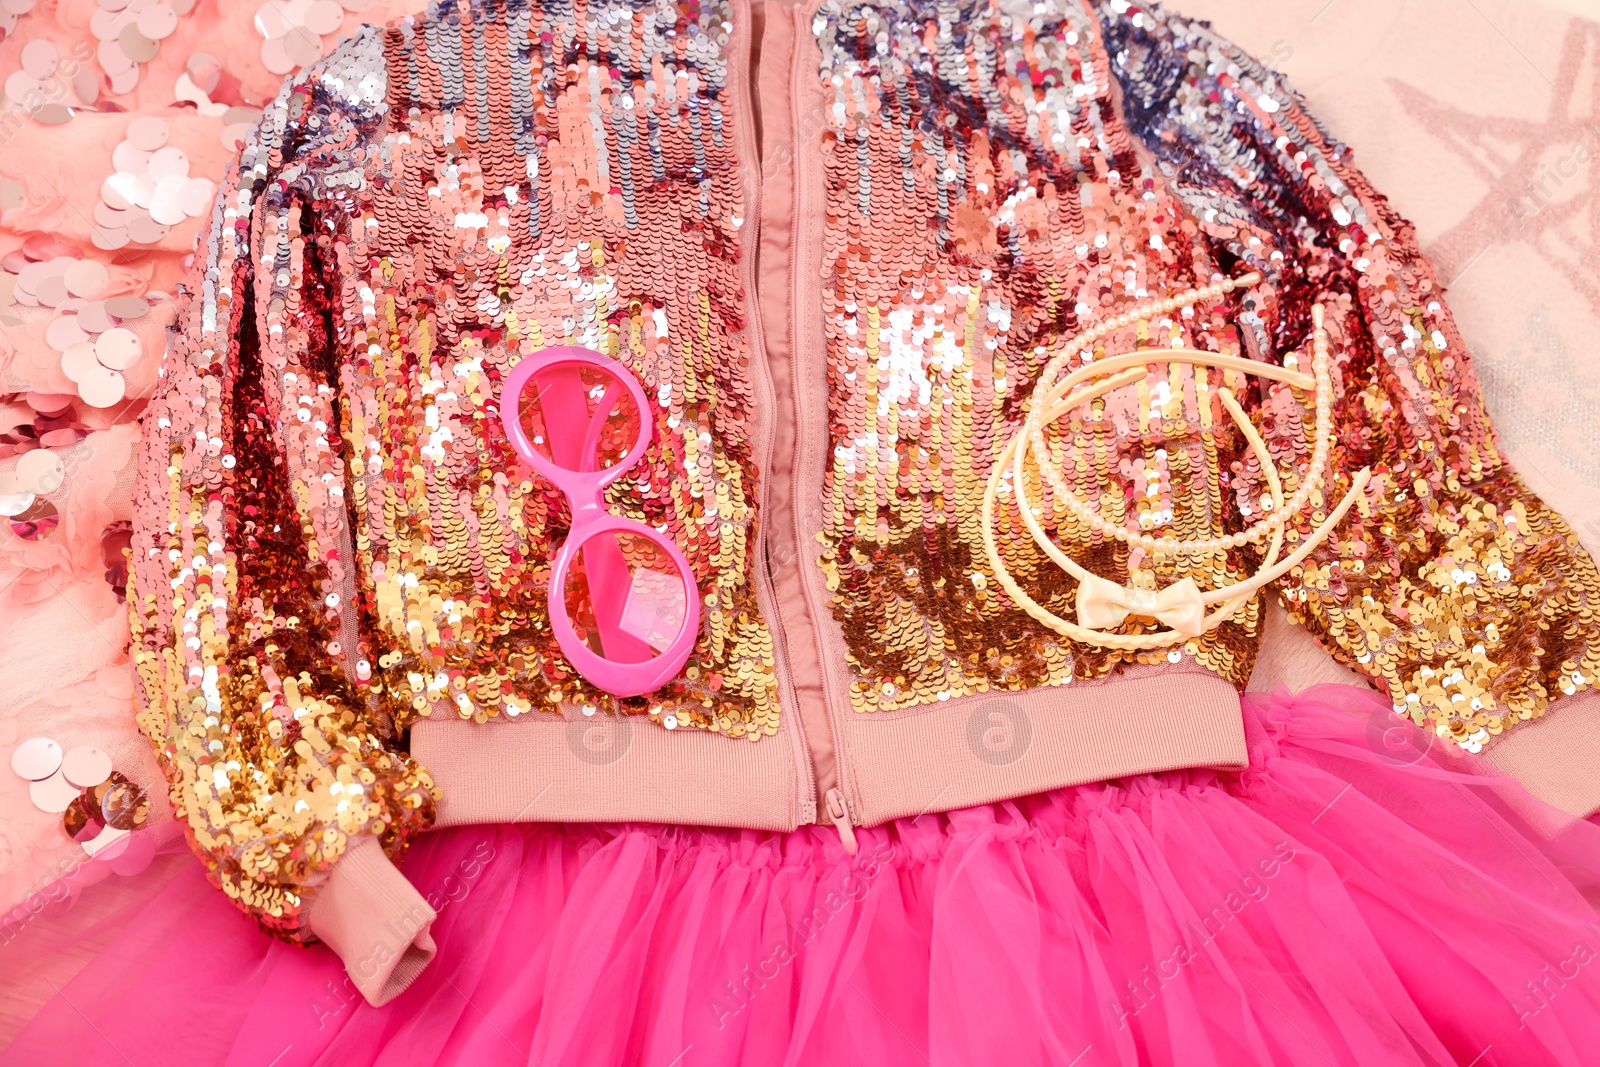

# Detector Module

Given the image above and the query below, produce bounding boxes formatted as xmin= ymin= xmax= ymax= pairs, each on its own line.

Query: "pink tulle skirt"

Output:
xmin=6 ymin=683 xmax=1600 ymax=1066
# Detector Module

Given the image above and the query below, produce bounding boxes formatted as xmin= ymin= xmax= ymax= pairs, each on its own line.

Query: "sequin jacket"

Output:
xmin=129 ymin=0 xmax=1600 ymax=1002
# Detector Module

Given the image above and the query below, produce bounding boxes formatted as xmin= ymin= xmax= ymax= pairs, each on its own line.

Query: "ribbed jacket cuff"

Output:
xmin=1482 ymin=691 xmax=1600 ymax=818
xmin=307 ymin=836 xmax=437 ymax=1006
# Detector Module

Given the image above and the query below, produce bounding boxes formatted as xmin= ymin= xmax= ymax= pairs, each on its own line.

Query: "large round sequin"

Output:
xmin=10 ymin=737 xmax=63 ymax=781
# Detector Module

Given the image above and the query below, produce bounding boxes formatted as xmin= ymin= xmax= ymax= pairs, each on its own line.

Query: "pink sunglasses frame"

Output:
xmin=500 ymin=345 xmax=700 ymax=698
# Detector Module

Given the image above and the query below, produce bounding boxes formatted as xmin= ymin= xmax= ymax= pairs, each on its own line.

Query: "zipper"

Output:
xmin=731 ymin=0 xmax=817 ymax=829
xmin=757 ymin=513 xmax=818 ymax=828
xmin=787 ymin=0 xmax=860 ymax=851
xmin=824 ymin=787 xmax=857 ymax=855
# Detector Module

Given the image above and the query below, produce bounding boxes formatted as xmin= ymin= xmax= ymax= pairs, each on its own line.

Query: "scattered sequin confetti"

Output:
xmin=61 ymin=745 xmax=113 ymax=789
xmin=91 ymin=0 xmax=187 ymax=95
xmin=14 ymin=446 xmax=64 ymax=494
xmin=10 ymin=735 xmax=159 ymax=865
xmin=97 ymin=772 xmax=151 ymax=830
xmin=8 ymin=496 xmax=59 ymax=539
xmin=63 ymin=791 xmax=107 ymax=842
xmin=255 ymin=0 xmax=341 ymax=75
xmin=10 ymin=737 xmax=63 ymax=781
xmin=29 ymin=770 xmax=81 ymax=814
xmin=94 ymin=122 xmax=214 ymax=250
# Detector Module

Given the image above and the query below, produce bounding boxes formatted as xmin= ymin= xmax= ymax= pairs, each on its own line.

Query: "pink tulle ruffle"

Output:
xmin=5 ymin=683 xmax=1600 ymax=1067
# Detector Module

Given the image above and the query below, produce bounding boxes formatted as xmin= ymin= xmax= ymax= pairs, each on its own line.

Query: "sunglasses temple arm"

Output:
xmin=577 ymin=536 xmax=657 ymax=663
xmin=536 ymin=365 xmax=595 ymax=471
xmin=581 ymin=380 xmax=625 ymax=474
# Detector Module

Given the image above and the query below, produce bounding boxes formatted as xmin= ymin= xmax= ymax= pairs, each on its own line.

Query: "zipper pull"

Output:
xmin=824 ymin=787 xmax=858 ymax=855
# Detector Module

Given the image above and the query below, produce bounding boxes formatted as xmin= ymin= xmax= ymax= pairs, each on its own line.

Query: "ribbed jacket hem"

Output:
xmin=411 ymin=713 xmax=805 ymax=830
xmin=307 ymin=837 xmax=438 ymax=1007
xmin=410 ymin=669 xmax=1247 ymax=831
xmin=841 ymin=669 xmax=1248 ymax=826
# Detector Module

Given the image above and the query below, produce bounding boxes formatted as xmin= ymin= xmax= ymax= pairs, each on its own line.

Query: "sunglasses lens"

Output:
xmin=515 ymin=361 xmax=644 ymax=474
xmin=564 ymin=530 xmax=692 ymax=664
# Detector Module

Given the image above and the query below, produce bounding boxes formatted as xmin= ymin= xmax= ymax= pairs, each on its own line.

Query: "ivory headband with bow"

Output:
xmin=981 ymin=273 xmax=1372 ymax=650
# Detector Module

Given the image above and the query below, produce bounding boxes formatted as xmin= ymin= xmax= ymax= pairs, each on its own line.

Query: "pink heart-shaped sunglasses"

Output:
xmin=500 ymin=346 xmax=700 ymax=698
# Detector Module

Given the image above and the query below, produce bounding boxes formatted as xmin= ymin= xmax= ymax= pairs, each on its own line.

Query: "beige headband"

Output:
xmin=981 ymin=274 xmax=1372 ymax=650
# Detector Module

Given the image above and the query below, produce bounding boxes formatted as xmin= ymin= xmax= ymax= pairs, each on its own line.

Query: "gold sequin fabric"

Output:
xmin=813 ymin=0 xmax=1600 ymax=744
xmin=128 ymin=0 xmax=779 ymax=940
xmin=124 ymin=0 xmax=1600 ymax=941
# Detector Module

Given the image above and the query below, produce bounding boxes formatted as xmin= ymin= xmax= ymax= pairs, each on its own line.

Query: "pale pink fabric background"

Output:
xmin=1201 ymin=0 xmax=1600 ymax=692
xmin=0 ymin=0 xmax=1596 ymax=1043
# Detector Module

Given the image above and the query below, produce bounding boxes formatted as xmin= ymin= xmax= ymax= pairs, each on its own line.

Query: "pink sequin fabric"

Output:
xmin=123 ymin=0 xmax=1600 ymax=941
xmin=814 ymin=0 xmax=1600 ymax=731
xmin=129 ymin=0 xmax=781 ymax=938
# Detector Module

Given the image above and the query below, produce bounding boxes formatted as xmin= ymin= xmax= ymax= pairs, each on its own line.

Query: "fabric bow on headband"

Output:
xmin=1074 ymin=574 xmax=1206 ymax=636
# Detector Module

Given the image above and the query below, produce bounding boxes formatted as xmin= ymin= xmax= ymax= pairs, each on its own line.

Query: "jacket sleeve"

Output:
xmin=128 ymin=34 xmax=440 ymax=1003
xmin=1100 ymin=3 xmax=1600 ymax=814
